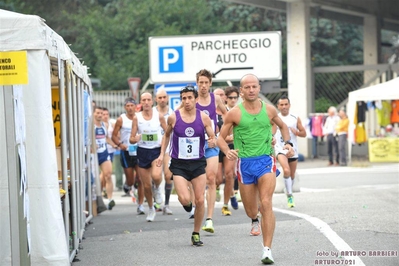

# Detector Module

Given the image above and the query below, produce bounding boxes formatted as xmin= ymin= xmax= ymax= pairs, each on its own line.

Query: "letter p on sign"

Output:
xmin=159 ymin=46 xmax=183 ymax=73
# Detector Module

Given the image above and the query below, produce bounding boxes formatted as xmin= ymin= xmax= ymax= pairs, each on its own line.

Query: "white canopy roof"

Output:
xmin=0 ymin=9 xmax=90 ymax=84
xmin=347 ymin=77 xmax=399 ymax=103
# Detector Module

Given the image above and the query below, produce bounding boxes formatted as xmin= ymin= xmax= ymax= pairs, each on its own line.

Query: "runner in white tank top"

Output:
xmin=93 ymin=106 xmax=115 ymax=210
xmin=112 ymin=98 xmax=145 ymax=213
xmin=274 ymin=96 xmax=307 ymax=208
xmin=130 ymin=92 xmax=167 ymax=222
xmin=275 ymin=113 xmax=299 ymax=158
xmin=102 ymin=108 xmax=117 ymax=161
xmin=153 ymin=89 xmax=175 ymax=215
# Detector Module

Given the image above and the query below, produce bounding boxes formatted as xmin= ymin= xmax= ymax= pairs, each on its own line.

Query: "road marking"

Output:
xmin=298 ymin=164 xmax=399 ymax=175
xmin=273 ymin=207 xmax=366 ymax=266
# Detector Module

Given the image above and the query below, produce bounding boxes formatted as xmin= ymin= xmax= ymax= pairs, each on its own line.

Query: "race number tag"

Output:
xmin=128 ymin=144 xmax=138 ymax=156
xmin=178 ymin=137 xmax=200 ymax=159
xmin=96 ymin=140 xmax=106 ymax=153
xmin=142 ymin=132 xmax=158 ymax=143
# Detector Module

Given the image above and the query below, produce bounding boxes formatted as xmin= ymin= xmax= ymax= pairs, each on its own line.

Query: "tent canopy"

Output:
xmin=347 ymin=77 xmax=399 ymax=103
xmin=1 ymin=8 xmax=91 ymax=265
xmin=347 ymin=77 xmax=399 ymax=161
xmin=0 ymin=9 xmax=90 ymax=84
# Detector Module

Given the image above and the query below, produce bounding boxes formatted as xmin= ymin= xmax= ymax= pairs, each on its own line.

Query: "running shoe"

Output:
xmin=129 ymin=189 xmax=137 ymax=203
xmin=235 ymin=192 xmax=242 ymax=202
xmin=154 ymin=203 xmax=162 ymax=212
xmin=137 ymin=205 xmax=145 ymax=215
xmin=221 ymin=206 xmax=232 ymax=216
xmin=102 ymin=190 xmax=108 ymax=199
xmin=163 ymin=206 xmax=173 ymax=215
xmin=216 ymin=188 xmax=221 ymax=202
xmin=108 ymin=199 xmax=115 ymax=210
xmin=202 ymin=219 xmax=214 ymax=233
xmin=250 ymin=221 xmax=261 ymax=236
xmin=230 ymin=195 xmax=239 ymax=210
xmin=189 ymin=206 xmax=195 ymax=219
xmin=261 ymin=247 xmax=274 ymax=264
xmin=146 ymin=207 xmax=156 ymax=222
xmin=191 ymin=234 xmax=204 ymax=246
xmin=287 ymin=195 xmax=295 ymax=208
xmin=122 ymin=183 xmax=131 ymax=197
xmin=154 ymin=186 xmax=163 ymax=204
xmin=183 ymin=202 xmax=193 ymax=212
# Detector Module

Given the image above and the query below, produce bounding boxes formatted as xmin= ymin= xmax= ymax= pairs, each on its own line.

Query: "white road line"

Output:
xmin=273 ymin=207 xmax=366 ymax=266
xmin=298 ymin=164 xmax=399 ymax=175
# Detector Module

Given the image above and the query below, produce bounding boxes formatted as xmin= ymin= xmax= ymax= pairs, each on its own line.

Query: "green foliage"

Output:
xmin=310 ymin=18 xmax=363 ymax=66
xmin=314 ymin=97 xmax=334 ymax=113
xmin=1 ymin=0 xmax=363 ymax=94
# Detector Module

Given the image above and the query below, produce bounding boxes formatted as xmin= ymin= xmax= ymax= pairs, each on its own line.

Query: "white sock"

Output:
xmin=284 ymin=177 xmax=292 ymax=195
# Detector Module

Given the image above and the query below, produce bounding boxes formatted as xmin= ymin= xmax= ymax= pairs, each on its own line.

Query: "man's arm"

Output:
xmin=217 ymin=107 xmax=239 ymax=159
xmin=159 ymin=112 xmax=167 ymax=132
xmin=105 ymin=136 xmax=117 ymax=148
xmin=129 ymin=116 xmax=140 ymax=144
xmin=267 ymin=105 xmax=294 ymax=156
xmin=215 ymin=94 xmax=227 ymax=122
xmin=294 ymin=117 xmax=307 ymax=138
xmin=112 ymin=117 xmax=122 ymax=144
xmin=156 ymin=114 xmax=175 ymax=167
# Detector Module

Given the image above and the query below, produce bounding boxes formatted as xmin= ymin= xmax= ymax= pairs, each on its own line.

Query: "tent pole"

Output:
xmin=59 ymin=60 xmax=71 ymax=253
xmin=4 ymin=86 xmax=30 ymax=265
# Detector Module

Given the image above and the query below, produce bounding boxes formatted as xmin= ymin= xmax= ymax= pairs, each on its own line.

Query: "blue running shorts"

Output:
xmin=236 ymin=155 xmax=277 ymax=185
xmin=204 ymin=141 xmax=220 ymax=159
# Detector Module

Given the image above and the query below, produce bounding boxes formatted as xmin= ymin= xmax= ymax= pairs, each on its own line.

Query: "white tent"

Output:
xmin=347 ymin=77 xmax=399 ymax=161
xmin=0 ymin=9 xmax=91 ymax=265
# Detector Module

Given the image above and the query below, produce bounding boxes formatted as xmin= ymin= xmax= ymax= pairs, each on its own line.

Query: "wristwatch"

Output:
xmin=284 ymin=141 xmax=293 ymax=147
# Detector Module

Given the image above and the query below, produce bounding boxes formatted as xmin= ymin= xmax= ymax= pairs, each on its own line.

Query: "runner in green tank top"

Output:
xmin=217 ymin=74 xmax=294 ymax=265
xmin=233 ymin=102 xmax=274 ymax=158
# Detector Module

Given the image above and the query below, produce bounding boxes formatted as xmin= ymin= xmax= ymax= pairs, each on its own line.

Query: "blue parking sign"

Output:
xmin=159 ymin=46 xmax=183 ymax=73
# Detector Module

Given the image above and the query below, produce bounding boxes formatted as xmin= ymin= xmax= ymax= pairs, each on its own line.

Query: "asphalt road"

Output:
xmin=72 ymin=161 xmax=399 ymax=266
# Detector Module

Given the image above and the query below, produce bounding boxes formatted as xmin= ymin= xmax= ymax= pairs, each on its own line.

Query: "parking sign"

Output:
xmin=159 ymin=46 xmax=183 ymax=73
xmin=149 ymin=31 xmax=282 ymax=83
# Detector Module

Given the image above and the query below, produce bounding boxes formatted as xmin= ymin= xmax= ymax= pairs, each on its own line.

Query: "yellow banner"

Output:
xmin=52 ymin=88 xmax=61 ymax=147
xmin=0 ymin=51 xmax=28 ymax=85
xmin=368 ymin=137 xmax=399 ymax=162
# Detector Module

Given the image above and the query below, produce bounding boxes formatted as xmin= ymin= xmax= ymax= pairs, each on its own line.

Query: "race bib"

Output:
xmin=178 ymin=137 xmax=200 ymax=159
xmin=96 ymin=140 xmax=106 ymax=153
xmin=142 ymin=133 xmax=158 ymax=141
xmin=128 ymin=144 xmax=138 ymax=156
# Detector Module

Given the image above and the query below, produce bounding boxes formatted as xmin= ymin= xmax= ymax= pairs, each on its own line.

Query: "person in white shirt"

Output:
xmin=130 ymin=92 xmax=167 ymax=222
xmin=153 ymin=89 xmax=174 ymax=215
xmin=323 ymin=106 xmax=341 ymax=166
xmin=274 ymin=96 xmax=307 ymax=208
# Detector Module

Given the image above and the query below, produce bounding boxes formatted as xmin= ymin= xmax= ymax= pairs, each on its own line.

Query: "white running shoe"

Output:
xmin=137 ymin=205 xmax=145 ymax=215
xmin=189 ymin=206 xmax=195 ymax=219
xmin=154 ymin=186 xmax=163 ymax=205
xmin=261 ymin=246 xmax=274 ymax=264
xmin=146 ymin=207 xmax=156 ymax=222
xmin=163 ymin=206 xmax=173 ymax=215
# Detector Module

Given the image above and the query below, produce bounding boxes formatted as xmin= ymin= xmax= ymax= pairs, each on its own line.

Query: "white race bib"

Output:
xmin=178 ymin=137 xmax=200 ymax=159
xmin=128 ymin=144 xmax=138 ymax=156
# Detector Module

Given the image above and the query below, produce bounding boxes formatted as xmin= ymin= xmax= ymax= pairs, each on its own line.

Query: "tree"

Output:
xmin=1 ymin=0 xmax=364 ymax=93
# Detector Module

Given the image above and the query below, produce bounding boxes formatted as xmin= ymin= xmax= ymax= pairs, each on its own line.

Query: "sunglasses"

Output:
xmin=227 ymin=96 xmax=238 ymax=100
